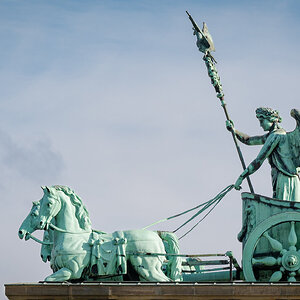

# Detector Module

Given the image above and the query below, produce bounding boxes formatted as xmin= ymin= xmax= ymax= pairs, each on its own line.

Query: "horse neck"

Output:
xmin=55 ymin=193 xmax=85 ymax=233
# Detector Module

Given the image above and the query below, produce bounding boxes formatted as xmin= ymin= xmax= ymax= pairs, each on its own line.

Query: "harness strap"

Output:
xmin=49 ymin=223 xmax=91 ymax=234
xmin=28 ymin=226 xmax=104 ymax=247
xmin=28 ymin=233 xmax=53 ymax=245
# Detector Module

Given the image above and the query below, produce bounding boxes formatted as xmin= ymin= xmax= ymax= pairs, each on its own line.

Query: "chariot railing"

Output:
xmin=128 ymin=250 xmax=242 ymax=282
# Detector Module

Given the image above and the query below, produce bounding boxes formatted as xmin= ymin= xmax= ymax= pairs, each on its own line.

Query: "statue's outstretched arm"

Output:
xmin=235 ymin=130 xmax=266 ymax=145
xmin=226 ymin=120 xmax=266 ymax=145
xmin=234 ymin=133 xmax=280 ymax=189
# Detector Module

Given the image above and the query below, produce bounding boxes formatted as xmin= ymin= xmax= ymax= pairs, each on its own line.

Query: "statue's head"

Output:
xmin=256 ymin=107 xmax=282 ymax=131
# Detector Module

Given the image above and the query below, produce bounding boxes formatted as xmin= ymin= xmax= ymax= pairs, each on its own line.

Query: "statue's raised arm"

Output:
xmin=226 ymin=120 xmax=266 ymax=146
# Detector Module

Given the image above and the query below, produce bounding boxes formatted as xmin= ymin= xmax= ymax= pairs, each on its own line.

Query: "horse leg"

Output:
xmin=44 ymin=267 xmax=72 ymax=282
xmin=129 ymin=256 xmax=171 ymax=282
xmin=46 ymin=253 xmax=89 ymax=282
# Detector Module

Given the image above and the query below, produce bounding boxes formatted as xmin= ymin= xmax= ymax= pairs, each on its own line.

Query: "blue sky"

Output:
xmin=1 ymin=0 xmax=300 ymax=294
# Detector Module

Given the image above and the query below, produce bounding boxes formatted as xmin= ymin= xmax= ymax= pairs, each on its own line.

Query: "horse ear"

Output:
xmin=41 ymin=186 xmax=51 ymax=194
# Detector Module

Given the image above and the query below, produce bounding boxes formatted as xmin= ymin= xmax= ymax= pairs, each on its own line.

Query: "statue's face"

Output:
xmin=258 ymin=117 xmax=273 ymax=131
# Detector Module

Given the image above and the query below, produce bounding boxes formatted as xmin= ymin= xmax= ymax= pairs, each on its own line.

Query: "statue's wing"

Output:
xmin=287 ymin=109 xmax=300 ymax=168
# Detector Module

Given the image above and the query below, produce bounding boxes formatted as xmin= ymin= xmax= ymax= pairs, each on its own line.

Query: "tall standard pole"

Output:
xmin=187 ymin=11 xmax=254 ymax=193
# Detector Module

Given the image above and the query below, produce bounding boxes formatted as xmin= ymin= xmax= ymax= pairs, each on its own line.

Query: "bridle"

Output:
xmin=48 ymin=223 xmax=91 ymax=234
xmin=28 ymin=223 xmax=92 ymax=246
xmin=28 ymin=194 xmax=91 ymax=245
xmin=27 ymin=223 xmax=92 ymax=245
xmin=27 ymin=232 xmax=53 ymax=245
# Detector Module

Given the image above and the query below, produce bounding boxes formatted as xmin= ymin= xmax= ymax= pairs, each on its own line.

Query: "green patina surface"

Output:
xmin=188 ymin=12 xmax=300 ymax=283
xmin=16 ymin=13 xmax=300 ymax=285
xmin=18 ymin=185 xmax=238 ymax=282
xmin=19 ymin=186 xmax=183 ymax=282
xmin=227 ymin=108 xmax=300 ymax=200
xmin=241 ymin=193 xmax=300 ymax=281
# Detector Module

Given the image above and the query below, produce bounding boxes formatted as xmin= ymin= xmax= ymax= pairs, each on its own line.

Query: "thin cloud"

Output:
xmin=0 ymin=130 xmax=63 ymax=183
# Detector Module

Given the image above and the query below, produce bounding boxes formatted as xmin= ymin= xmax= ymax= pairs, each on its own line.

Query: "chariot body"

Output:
xmin=240 ymin=192 xmax=300 ymax=282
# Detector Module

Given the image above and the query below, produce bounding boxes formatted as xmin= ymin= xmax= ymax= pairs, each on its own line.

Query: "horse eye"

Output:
xmin=47 ymin=203 xmax=52 ymax=207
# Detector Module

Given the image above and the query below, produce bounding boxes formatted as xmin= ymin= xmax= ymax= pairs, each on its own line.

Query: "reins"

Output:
xmin=48 ymin=224 xmax=106 ymax=235
xmin=28 ymin=225 xmax=105 ymax=246
xmin=49 ymin=223 xmax=91 ymax=234
xmin=142 ymin=184 xmax=234 ymax=239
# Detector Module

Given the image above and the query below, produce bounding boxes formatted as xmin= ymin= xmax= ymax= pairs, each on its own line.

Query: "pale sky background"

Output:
xmin=1 ymin=0 xmax=300 ymax=297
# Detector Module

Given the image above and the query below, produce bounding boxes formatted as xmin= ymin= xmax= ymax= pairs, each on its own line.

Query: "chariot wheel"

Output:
xmin=243 ymin=212 xmax=300 ymax=282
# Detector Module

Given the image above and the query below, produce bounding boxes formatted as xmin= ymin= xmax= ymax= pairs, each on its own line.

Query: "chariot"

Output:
xmin=185 ymin=12 xmax=300 ymax=283
xmin=178 ymin=191 xmax=300 ymax=283
xmin=240 ymin=192 xmax=300 ymax=282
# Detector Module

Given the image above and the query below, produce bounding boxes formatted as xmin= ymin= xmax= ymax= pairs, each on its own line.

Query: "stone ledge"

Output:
xmin=5 ymin=282 xmax=300 ymax=300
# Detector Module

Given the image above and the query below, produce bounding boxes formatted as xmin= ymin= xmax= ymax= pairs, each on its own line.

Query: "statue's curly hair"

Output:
xmin=255 ymin=107 xmax=282 ymax=123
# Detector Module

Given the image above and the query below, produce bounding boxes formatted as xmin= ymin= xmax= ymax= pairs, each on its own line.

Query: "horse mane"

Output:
xmin=51 ymin=185 xmax=92 ymax=230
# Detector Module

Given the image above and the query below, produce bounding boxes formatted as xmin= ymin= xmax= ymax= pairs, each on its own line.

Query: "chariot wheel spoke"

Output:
xmin=288 ymin=221 xmax=297 ymax=250
xmin=269 ymin=270 xmax=283 ymax=282
xmin=263 ymin=232 xmax=283 ymax=252
xmin=288 ymin=272 xmax=297 ymax=282
xmin=252 ymin=256 xmax=278 ymax=267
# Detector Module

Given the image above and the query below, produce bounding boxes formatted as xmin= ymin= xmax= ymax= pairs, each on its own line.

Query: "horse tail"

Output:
xmin=157 ymin=231 xmax=182 ymax=281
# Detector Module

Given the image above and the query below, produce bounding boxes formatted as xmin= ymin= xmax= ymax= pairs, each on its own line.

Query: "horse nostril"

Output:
xmin=40 ymin=221 xmax=43 ymax=226
xmin=18 ymin=230 xmax=25 ymax=239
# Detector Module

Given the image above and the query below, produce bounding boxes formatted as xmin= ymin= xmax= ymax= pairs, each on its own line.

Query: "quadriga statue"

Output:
xmin=18 ymin=185 xmax=182 ymax=282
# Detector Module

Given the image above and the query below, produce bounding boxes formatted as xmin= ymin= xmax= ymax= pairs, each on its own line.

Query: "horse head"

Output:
xmin=38 ymin=186 xmax=62 ymax=230
xmin=18 ymin=200 xmax=41 ymax=240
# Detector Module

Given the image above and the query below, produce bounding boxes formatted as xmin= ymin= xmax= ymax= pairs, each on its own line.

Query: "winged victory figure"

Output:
xmin=226 ymin=108 xmax=300 ymax=201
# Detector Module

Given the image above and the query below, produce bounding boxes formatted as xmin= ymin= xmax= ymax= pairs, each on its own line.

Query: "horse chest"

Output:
xmin=53 ymin=233 xmax=91 ymax=254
